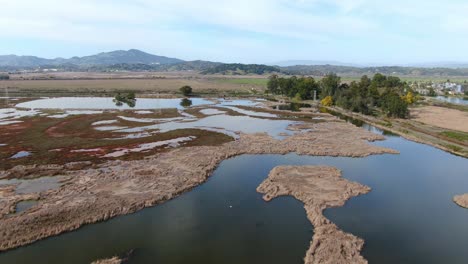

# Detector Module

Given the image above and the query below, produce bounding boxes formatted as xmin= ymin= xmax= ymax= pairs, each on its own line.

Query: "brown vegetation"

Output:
xmin=257 ymin=166 xmax=370 ymax=264
xmin=0 ymin=121 xmax=397 ymax=251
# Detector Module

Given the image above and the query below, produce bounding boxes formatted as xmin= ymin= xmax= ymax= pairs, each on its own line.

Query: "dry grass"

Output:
xmin=0 ymin=72 xmax=268 ymax=97
xmin=411 ymin=106 xmax=468 ymax=133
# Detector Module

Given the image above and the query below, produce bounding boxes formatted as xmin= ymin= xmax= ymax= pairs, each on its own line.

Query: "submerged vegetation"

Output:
xmin=113 ymin=92 xmax=136 ymax=107
xmin=267 ymin=73 xmax=413 ymax=118
xmin=180 ymin=98 xmax=192 ymax=108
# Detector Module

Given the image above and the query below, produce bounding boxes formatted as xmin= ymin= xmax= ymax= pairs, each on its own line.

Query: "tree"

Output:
xmin=428 ymin=88 xmax=437 ymax=97
xmin=267 ymin=74 xmax=280 ymax=94
xmin=367 ymin=84 xmax=380 ymax=106
xmin=381 ymin=89 xmax=408 ymax=118
xmin=372 ymin=73 xmax=387 ymax=87
xmin=320 ymin=73 xmax=341 ymax=98
xmin=296 ymin=77 xmax=318 ymax=100
xmin=385 ymin=76 xmax=403 ymax=88
xmin=179 ymin=85 xmax=193 ymax=96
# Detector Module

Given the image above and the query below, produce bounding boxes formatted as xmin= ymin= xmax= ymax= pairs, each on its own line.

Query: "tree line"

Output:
xmin=267 ymin=73 xmax=413 ymax=118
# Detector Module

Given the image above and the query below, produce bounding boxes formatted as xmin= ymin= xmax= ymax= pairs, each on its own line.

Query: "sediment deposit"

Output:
xmin=454 ymin=194 xmax=468 ymax=208
xmin=257 ymin=165 xmax=370 ymax=264
xmin=90 ymin=256 xmax=122 ymax=264
xmin=0 ymin=121 xmax=397 ymax=251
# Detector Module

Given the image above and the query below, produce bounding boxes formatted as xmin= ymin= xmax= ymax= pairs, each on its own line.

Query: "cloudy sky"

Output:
xmin=1 ymin=0 xmax=468 ymax=64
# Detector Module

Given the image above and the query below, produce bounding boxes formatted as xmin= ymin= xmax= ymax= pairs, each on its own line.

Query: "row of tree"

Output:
xmin=267 ymin=73 xmax=412 ymax=118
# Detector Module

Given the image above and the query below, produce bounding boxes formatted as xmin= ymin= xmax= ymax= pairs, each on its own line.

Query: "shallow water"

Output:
xmin=10 ymin=151 xmax=32 ymax=159
xmin=1 ymin=131 xmax=468 ymax=263
xmin=119 ymin=114 xmax=298 ymax=139
xmin=0 ymin=155 xmax=313 ymax=264
xmin=435 ymin=96 xmax=468 ymax=105
xmin=16 ymin=97 xmax=214 ymax=110
xmin=0 ymin=176 xmax=66 ymax=194
xmin=15 ymin=201 xmax=38 ymax=213
xmin=1 ymin=101 xmax=468 ymax=263
xmin=219 ymin=106 xmax=277 ymax=118
xmin=199 ymin=108 xmax=227 ymax=115
xmin=0 ymin=108 xmax=41 ymax=122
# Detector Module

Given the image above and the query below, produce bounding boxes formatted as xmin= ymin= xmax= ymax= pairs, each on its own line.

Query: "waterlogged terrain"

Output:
xmin=0 ymin=96 xmax=467 ymax=263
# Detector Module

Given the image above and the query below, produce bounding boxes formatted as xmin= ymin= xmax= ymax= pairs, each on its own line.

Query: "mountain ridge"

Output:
xmin=0 ymin=49 xmax=184 ymax=67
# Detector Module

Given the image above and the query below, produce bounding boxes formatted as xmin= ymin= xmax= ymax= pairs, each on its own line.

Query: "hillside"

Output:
xmin=0 ymin=49 xmax=183 ymax=67
xmin=201 ymin=63 xmax=280 ymax=75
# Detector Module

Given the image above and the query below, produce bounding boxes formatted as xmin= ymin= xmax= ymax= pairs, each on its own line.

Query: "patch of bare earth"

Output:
xmin=453 ymin=194 xmax=468 ymax=209
xmin=411 ymin=106 xmax=468 ymax=132
xmin=257 ymin=166 xmax=370 ymax=264
xmin=0 ymin=121 xmax=397 ymax=251
xmin=90 ymin=256 xmax=122 ymax=264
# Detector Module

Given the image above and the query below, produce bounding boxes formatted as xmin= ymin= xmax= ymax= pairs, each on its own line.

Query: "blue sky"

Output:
xmin=1 ymin=0 xmax=468 ymax=65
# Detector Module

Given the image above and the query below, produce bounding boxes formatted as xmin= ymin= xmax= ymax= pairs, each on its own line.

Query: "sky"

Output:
xmin=1 ymin=0 xmax=468 ymax=65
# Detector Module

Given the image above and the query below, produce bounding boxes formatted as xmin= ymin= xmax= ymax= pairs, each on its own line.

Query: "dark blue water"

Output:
xmin=1 ymin=128 xmax=467 ymax=263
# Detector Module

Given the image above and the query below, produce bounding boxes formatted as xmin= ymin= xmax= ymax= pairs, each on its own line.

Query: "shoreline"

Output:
xmin=324 ymin=106 xmax=468 ymax=158
xmin=257 ymin=165 xmax=370 ymax=264
xmin=0 ymin=121 xmax=397 ymax=252
xmin=454 ymin=194 xmax=468 ymax=209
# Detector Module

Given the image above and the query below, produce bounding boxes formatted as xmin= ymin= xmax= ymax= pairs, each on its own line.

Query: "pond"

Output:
xmin=435 ymin=96 xmax=468 ymax=105
xmin=1 ymin=127 xmax=468 ymax=263
xmin=16 ymin=97 xmax=215 ymax=110
xmin=119 ymin=114 xmax=298 ymax=139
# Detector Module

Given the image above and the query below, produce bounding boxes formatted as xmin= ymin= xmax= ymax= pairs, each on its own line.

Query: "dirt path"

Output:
xmin=257 ymin=166 xmax=370 ymax=264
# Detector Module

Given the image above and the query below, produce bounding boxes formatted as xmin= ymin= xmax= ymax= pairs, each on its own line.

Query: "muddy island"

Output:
xmin=454 ymin=194 xmax=468 ymax=209
xmin=257 ymin=165 xmax=370 ymax=264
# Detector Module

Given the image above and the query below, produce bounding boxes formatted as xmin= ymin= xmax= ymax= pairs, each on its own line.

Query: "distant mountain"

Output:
xmin=405 ymin=62 xmax=468 ymax=69
xmin=273 ymin=60 xmax=362 ymax=67
xmin=0 ymin=55 xmax=53 ymax=67
xmin=201 ymin=63 xmax=280 ymax=75
xmin=0 ymin=49 xmax=184 ymax=67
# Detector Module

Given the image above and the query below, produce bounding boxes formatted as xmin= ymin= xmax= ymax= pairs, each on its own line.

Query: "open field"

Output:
xmin=411 ymin=106 xmax=468 ymax=133
xmin=325 ymin=105 xmax=468 ymax=157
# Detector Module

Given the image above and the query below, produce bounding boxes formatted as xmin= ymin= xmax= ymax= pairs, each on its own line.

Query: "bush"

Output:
xmin=0 ymin=74 xmax=9 ymax=80
xmin=179 ymin=86 xmax=193 ymax=96
xmin=321 ymin=96 xmax=333 ymax=106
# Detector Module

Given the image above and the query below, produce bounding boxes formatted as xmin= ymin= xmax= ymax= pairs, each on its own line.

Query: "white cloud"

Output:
xmin=2 ymin=0 xmax=468 ymax=62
